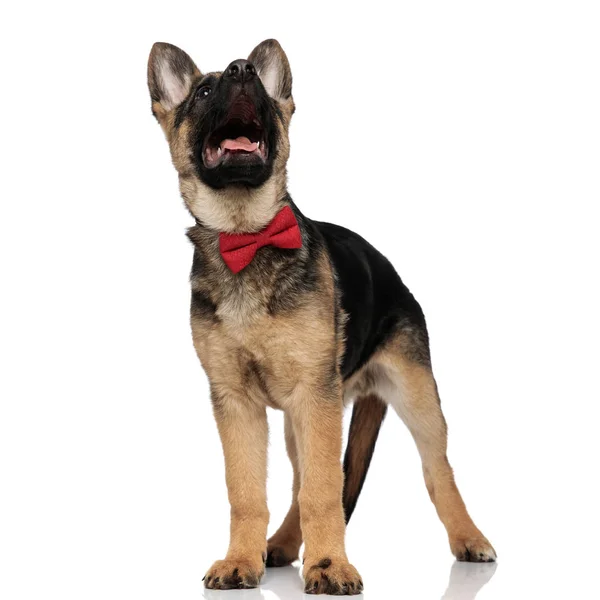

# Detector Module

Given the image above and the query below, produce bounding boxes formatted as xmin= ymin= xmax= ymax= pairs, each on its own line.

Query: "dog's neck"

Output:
xmin=179 ymin=174 xmax=289 ymax=234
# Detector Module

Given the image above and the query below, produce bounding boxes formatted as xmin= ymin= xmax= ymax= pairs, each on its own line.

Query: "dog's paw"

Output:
xmin=451 ymin=536 xmax=497 ymax=562
xmin=266 ymin=544 xmax=299 ymax=567
xmin=303 ymin=557 xmax=363 ymax=595
xmin=203 ymin=558 xmax=263 ymax=590
xmin=266 ymin=537 xmax=300 ymax=567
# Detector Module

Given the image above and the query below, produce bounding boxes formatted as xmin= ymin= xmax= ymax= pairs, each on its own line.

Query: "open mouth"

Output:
xmin=203 ymin=97 xmax=268 ymax=168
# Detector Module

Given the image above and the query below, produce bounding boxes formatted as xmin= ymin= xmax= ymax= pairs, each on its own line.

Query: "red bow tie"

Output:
xmin=219 ymin=206 xmax=302 ymax=274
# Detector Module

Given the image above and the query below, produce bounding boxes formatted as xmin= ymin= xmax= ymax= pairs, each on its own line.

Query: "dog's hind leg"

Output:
xmin=378 ymin=343 xmax=496 ymax=562
xmin=266 ymin=413 xmax=303 ymax=566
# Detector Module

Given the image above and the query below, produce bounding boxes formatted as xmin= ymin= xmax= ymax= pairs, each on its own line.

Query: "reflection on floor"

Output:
xmin=441 ymin=561 xmax=497 ymax=600
xmin=203 ymin=559 xmax=498 ymax=599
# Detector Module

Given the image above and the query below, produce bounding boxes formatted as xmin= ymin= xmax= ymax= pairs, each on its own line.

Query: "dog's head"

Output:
xmin=147 ymin=40 xmax=294 ymax=231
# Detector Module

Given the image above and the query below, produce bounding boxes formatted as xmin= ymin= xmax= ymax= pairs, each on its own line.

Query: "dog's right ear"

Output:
xmin=147 ymin=42 xmax=201 ymax=122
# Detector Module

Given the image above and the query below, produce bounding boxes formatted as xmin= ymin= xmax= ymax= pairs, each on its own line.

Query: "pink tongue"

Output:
xmin=220 ymin=136 xmax=258 ymax=152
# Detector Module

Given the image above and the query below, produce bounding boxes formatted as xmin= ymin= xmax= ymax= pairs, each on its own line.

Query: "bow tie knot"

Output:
xmin=253 ymin=229 xmax=273 ymax=250
xmin=219 ymin=206 xmax=303 ymax=273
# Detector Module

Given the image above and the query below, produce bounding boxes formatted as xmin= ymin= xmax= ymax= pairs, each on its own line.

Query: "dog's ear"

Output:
xmin=147 ymin=42 xmax=201 ymax=120
xmin=248 ymin=39 xmax=292 ymax=102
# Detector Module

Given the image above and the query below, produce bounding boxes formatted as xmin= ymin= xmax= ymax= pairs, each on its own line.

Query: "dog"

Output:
xmin=147 ymin=39 xmax=496 ymax=595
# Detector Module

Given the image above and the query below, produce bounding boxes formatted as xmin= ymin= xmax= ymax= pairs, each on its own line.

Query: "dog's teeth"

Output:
xmin=256 ymin=141 xmax=260 ymax=150
xmin=217 ymin=147 xmax=222 ymax=157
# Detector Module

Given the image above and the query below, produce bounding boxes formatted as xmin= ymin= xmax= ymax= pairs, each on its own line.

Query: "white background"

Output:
xmin=1 ymin=1 xmax=599 ymax=599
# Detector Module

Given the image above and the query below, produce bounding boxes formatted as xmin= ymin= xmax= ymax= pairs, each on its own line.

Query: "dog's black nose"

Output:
xmin=224 ymin=59 xmax=256 ymax=83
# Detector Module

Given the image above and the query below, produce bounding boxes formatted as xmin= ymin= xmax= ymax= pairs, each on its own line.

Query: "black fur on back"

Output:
xmin=308 ymin=218 xmax=427 ymax=380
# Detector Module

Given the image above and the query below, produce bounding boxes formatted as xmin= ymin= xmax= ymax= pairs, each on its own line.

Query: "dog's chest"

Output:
xmin=194 ymin=292 xmax=331 ymax=409
xmin=211 ymin=312 xmax=304 ymax=408
xmin=215 ymin=282 xmax=265 ymax=332
xmin=190 ymin=242 xmax=337 ymax=406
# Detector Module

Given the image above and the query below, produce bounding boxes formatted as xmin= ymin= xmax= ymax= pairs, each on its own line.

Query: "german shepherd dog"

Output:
xmin=147 ymin=39 xmax=496 ymax=595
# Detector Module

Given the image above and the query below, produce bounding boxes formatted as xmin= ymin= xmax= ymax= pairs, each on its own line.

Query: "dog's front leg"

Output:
xmin=203 ymin=391 xmax=269 ymax=590
xmin=289 ymin=387 xmax=363 ymax=595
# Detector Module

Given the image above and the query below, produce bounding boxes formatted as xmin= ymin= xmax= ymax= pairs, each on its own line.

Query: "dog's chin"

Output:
xmin=197 ymin=155 xmax=271 ymax=188
xmin=203 ymin=146 xmax=268 ymax=185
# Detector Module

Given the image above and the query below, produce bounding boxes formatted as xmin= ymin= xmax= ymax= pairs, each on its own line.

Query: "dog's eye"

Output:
xmin=196 ymin=86 xmax=212 ymax=99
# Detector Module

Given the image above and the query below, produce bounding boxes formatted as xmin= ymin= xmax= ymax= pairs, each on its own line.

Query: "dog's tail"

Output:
xmin=342 ymin=394 xmax=388 ymax=523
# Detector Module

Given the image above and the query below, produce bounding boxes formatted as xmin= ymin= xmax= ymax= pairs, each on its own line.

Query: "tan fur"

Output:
xmin=379 ymin=348 xmax=495 ymax=560
xmin=341 ymin=331 xmax=496 ymax=562
xmin=203 ymin=395 xmax=269 ymax=589
xmin=180 ymin=174 xmax=286 ymax=233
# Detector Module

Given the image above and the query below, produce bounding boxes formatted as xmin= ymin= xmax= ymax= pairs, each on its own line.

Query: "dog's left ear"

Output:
xmin=248 ymin=39 xmax=293 ymax=102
